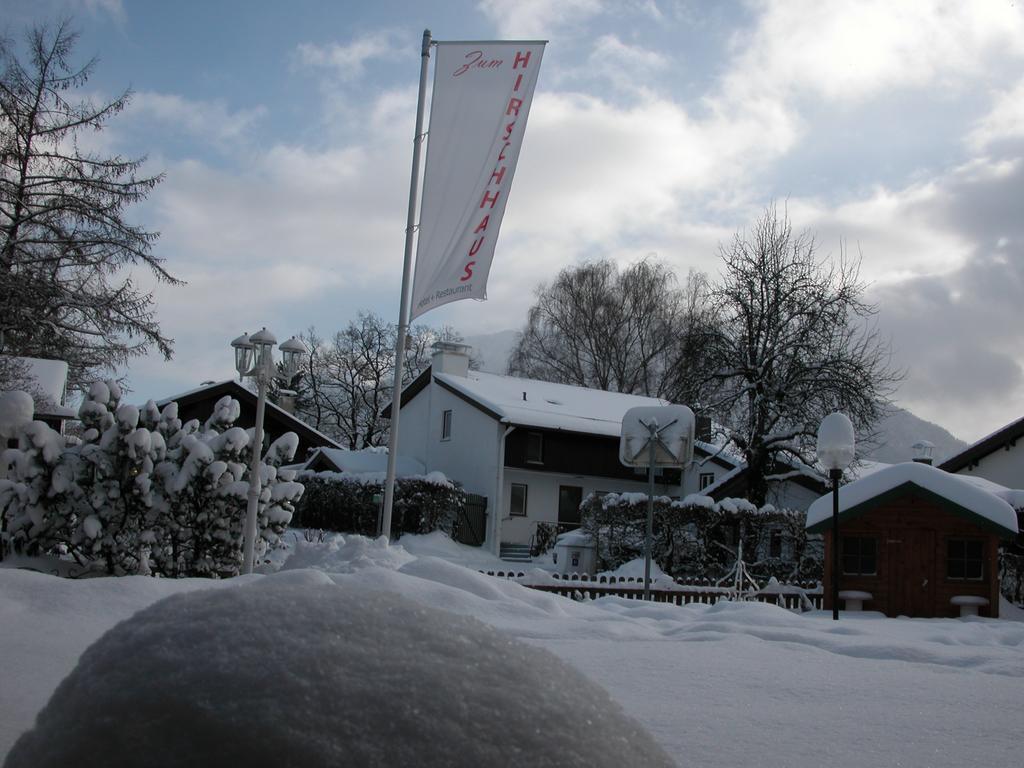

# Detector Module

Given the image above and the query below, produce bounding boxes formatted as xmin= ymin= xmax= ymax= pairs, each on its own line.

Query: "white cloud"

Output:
xmin=477 ymin=0 xmax=606 ymax=38
xmin=586 ymin=35 xmax=669 ymax=95
xmin=129 ymin=92 xmax=267 ymax=144
xmin=967 ymin=76 xmax=1024 ymax=151
xmin=725 ymin=0 xmax=1024 ymax=105
xmin=295 ymin=32 xmax=401 ymax=82
xmin=79 ymin=0 xmax=125 ymax=24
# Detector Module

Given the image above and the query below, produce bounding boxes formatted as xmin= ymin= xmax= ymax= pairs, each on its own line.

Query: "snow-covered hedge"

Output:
xmin=581 ymin=492 xmax=821 ymax=581
xmin=291 ymin=471 xmax=464 ymax=538
xmin=0 ymin=383 xmax=302 ymax=577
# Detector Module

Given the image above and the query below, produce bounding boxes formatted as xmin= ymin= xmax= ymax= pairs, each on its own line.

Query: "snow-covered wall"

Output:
xmin=500 ymin=467 xmax=679 ymax=545
xmin=399 ymin=379 xmax=501 ymax=515
xmin=766 ymin=480 xmax=822 ymax=514
xmin=954 ymin=444 xmax=1024 ymax=489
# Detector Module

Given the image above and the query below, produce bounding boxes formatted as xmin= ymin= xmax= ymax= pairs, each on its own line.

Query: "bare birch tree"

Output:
xmin=508 ymin=258 xmax=713 ymax=399
xmin=0 ymin=20 xmax=178 ymax=389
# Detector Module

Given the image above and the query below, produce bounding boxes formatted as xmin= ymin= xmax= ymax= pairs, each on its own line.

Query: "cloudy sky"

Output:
xmin=8 ymin=0 xmax=1024 ymax=443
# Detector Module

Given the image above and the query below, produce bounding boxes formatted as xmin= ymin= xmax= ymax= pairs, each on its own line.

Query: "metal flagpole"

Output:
xmin=381 ymin=29 xmax=432 ymax=543
xmin=645 ymin=423 xmax=656 ymax=602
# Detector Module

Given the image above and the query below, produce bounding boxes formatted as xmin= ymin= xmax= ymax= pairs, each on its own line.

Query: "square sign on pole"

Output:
xmin=619 ymin=405 xmax=696 ymax=601
xmin=620 ymin=405 xmax=695 ymax=468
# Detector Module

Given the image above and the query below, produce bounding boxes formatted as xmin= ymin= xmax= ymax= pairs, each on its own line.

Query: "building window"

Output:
xmin=699 ymin=472 xmax=715 ymax=491
xmin=841 ymin=536 xmax=877 ymax=576
xmin=947 ymin=539 xmax=984 ymax=580
xmin=769 ymin=530 xmax=783 ymax=559
xmin=510 ymin=483 xmax=528 ymax=517
xmin=441 ymin=409 xmax=452 ymax=441
xmin=526 ymin=431 xmax=544 ymax=463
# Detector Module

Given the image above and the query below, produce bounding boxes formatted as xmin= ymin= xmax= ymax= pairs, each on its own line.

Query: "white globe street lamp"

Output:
xmin=817 ymin=412 xmax=855 ymax=620
xmin=232 ymin=328 xmax=305 ymax=575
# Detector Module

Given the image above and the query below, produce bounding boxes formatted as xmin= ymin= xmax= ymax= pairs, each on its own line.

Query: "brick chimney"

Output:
xmin=431 ymin=341 xmax=471 ymax=377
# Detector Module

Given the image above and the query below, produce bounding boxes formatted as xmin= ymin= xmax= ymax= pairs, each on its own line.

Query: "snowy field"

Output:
xmin=2 ymin=532 xmax=1023 ymax=767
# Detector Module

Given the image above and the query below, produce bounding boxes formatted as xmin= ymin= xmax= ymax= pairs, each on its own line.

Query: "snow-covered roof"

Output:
xmin=307 ymin=447 xmax=425 ymax=477
xmin=939 ymin=415 xmax=1024 ymax=473
xmin=555 ymin=530 xmax=594 ymax=548
xmin=157 ymin=379 xmax=342 ymax=449
xmin=3 ymin=357 xmax=75 ymax=419
xmin=23 ymin=358 xmax=67 ymax=402
xmin=806 ymin=461 xmax=1019 ymax=536
xmin=434 ymin=371 xmax=671 ymax=437
xmin=849 ymin=460 xmax=892 ymax=480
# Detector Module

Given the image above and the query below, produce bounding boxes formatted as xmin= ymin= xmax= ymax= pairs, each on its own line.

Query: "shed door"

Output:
xmin=888 ymin=530 xmax=935 ymax=618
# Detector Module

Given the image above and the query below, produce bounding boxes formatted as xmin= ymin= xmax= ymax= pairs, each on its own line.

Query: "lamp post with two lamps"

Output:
xmin=816 ymin=412 xmax=855 ymax=620
xmin=231 ymin=329 xmax=306 ymax=575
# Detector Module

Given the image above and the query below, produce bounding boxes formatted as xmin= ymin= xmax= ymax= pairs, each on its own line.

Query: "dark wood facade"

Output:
xmin=158 ymin=380 xmax=340 ymax=460
xmin=503 ymin=428 xmax=679 ymax=483
xmin=818 ymin=488 xmax=1004 ymax=618
xmin=500 ymin=426 xmax=737 ymax=485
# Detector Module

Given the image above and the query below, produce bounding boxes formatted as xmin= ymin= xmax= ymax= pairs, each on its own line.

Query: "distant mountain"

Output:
xmin=459 ymin=329 xmax=967 ymax=464
xmin=864 ymin=406 xmax=967 ymax=465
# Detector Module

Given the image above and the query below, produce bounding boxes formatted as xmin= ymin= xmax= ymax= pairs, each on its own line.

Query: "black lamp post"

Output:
xmin=829 ymin=467 xmax=842 ymax=620
xmin=817 ymin=412 xmax=855 ymax=621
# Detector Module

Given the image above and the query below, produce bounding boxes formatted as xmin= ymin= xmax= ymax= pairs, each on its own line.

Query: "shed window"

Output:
xmin=947 ymin=539 xmax=984 ymax=580
xmin=510 ymin=483 xmax=528 ymax=517
xmin=699 ymin=472 xmax=715 ymax=490
xmin=841 ymin=536 xmax=877 ymax=576
xmin=526 ymin=432 xmax=544 ymax=463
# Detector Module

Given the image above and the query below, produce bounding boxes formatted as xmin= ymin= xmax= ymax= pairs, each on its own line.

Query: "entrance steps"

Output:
xmin=499 ymin=543 xmax=532 ymax=563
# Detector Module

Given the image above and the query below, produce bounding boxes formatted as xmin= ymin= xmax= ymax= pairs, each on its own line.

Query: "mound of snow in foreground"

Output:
xmin=4 ymin=570 xmax=673 ymax=768
xmin=4 ymin=532 xmax=1024 ymax=768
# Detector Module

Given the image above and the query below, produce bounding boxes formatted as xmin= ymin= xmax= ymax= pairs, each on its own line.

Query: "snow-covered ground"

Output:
xmin=2 ymin=532 xmax=1023 ymax=767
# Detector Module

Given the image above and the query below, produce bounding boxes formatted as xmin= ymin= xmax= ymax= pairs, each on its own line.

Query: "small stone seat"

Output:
xmin=950 ymin=595 xmax=989 ymax=617
xmin=838 ymin=590 xmax=873 ymax=611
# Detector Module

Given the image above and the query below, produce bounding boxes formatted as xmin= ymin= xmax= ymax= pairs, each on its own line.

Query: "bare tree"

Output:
xmin=0 ymin=20 xmax=178 ymax=390
xmin=293 ymin=313 xmax=467 ymax=449
xmin=508 ymin=258 xmax=712 ymax=399
xmin=698 ymin=204 xmax=900 ymax=505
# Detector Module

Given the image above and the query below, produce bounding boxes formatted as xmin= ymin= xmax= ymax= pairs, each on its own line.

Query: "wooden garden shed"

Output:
xmin=806 ymin=462 xmax=1020 ymax=618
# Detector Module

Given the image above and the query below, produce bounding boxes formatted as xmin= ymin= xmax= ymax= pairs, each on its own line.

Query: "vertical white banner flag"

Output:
xmin=410 ymin=41 xmax=545 ymax=320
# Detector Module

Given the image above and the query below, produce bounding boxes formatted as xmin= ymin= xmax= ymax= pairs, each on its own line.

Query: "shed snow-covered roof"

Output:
xmin=806 ymin=461 xmax=1019 ymax=536
xmin=306 ymin=447 xmax=425 ymax=477
xmin=433 ymin=370 xmax=670 ymax=437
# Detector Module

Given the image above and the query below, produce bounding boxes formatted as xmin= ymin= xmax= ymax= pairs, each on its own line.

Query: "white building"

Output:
xmin=0 ymin=356 xmax=77 ymax=434
xmin=939 ymin=416 xmax=1024 ymax=489
xmin=387 ymin=343 xmax=738 ymax=555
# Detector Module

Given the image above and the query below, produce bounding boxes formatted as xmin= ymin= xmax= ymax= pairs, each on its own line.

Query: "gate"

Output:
xmin=455 ymin=494 xmax=487 ymax=546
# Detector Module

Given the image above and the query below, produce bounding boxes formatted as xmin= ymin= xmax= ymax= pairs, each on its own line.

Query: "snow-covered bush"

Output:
xmin=292 ymin=471 xmax=464 ymax=538
xmin=581 ymin=491 xmax=819 ymax=581
xmin=393 ymin=473 xmax=463 ymax=535
xmin=531 ymin=521 xmax=560 ymax=557
xmin=0 ymin=402 xmax=78 ymax=558
xmin=72 ymin=381 xmax=157 ymax=573
xmin=290 ymin=473 xmax=379 ymax=533
xmin=0 ymin=385 xmax=303 ymax=577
